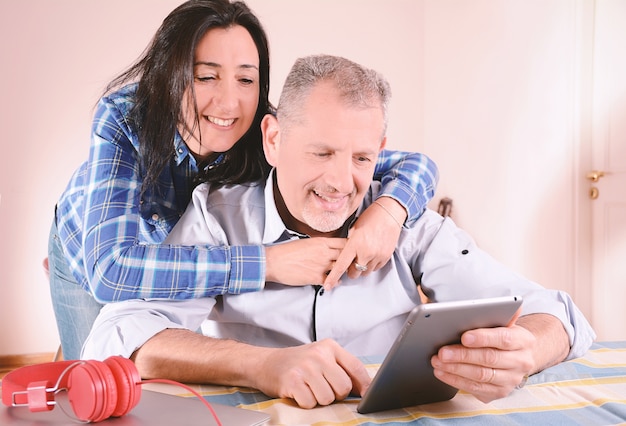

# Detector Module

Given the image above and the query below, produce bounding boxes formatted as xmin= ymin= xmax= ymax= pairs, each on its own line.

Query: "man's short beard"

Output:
xmin=302 ymin=207 xmax=346 ymax=233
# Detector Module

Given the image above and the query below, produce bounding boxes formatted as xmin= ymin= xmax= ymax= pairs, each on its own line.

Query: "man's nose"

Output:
xmin=324 ymin=155 xmax=354 ymax=194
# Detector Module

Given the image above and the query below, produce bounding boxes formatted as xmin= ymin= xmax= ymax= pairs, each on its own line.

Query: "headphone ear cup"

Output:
xmin=103 ymin=356 xmax=142 ymax=417
xmin=67 ymin=360 xmax=118 ymax=422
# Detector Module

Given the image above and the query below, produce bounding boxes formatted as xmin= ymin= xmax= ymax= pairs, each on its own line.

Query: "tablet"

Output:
xmin=357 ymin=295 xmax=523 ymax=414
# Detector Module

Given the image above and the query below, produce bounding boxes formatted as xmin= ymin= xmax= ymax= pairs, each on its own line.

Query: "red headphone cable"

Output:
xmin=141 ymin=379 xmax=222 ymax=426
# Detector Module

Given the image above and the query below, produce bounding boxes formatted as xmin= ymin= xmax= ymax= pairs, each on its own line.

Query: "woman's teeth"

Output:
xmin=208 ymin=116 xmax=235 ymax=127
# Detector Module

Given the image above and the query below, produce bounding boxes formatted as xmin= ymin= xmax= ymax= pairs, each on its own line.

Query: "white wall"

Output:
xmin=0 ymin=1 xmax=189 ymax=355
xmin=422 ymin=0 xmax=585 ymax=292
xmin=0 ymin=0 xmax=587 ymax=355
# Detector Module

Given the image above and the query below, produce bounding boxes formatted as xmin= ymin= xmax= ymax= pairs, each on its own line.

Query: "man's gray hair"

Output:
xmin=276 ymin=54 xmax=391 ymax=137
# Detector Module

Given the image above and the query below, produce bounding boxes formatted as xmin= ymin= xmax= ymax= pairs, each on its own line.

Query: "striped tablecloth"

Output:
xmin=144 ymin=341 xmax=626 ymax=425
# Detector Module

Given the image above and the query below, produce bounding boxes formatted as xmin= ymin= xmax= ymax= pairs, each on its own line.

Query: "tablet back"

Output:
xmin=357 ymin=295 xmax=522 ymax=414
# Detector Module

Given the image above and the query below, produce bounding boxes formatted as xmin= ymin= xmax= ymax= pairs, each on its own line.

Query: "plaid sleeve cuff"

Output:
xmin=377 ymin=179 xmax=432 ymax=228
xmin=227 ymin=245 xmax=266 ymax=294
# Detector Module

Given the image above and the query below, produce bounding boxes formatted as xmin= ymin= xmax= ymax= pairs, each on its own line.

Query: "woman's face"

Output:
xmin=181 ymin=25 xmax=260 ymax=160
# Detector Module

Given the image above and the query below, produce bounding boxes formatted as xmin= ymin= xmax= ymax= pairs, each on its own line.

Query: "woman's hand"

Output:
xmin=265 ymin=237 xmax=347 ymax=286
xmin=324 ymin=196 xmax=406 ymax=289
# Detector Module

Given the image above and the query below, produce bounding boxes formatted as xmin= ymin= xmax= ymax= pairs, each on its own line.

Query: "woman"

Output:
xmin=49 ymin=0 xmax=439 ymax=360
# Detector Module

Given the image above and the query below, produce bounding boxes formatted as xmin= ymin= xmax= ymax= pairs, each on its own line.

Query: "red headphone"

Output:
xmin=1 ymin=356 xmax=142 ymax=423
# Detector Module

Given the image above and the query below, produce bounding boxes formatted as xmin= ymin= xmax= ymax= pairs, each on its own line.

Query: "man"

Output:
xmin=83 ymin=54 xmax=595 ymax=409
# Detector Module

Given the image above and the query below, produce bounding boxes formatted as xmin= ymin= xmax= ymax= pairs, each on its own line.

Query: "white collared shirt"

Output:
xmin=82 ymin=172 xmax=595 ymax=360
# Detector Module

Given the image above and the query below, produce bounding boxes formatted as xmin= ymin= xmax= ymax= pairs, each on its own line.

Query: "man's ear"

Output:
xmin=379 ymin=136 xmax=387 ymax=152
xmin=261 ymin=114 xmax=280 ymax=167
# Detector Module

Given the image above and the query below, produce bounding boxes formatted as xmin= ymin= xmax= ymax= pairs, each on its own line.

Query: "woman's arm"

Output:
xmin=373 ymin=149 xmax=439 ymax=225
xmin=65 ymin=94 xmax=265 ymax=302
xmin=325 ymin=149 xmax=438 ymax=287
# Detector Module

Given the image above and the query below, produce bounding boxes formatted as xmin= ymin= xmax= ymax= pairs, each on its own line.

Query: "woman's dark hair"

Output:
xmin=105 ymin=0 xmax=273 ymax=192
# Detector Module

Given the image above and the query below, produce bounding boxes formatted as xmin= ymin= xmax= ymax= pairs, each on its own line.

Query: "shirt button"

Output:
xmin=152 ymin=213 xmax=159 ymax=221
xmin=178 ymin=148 xmax=183 ymax=154
xmin=319 ymin=288 xmax=325 ymax=296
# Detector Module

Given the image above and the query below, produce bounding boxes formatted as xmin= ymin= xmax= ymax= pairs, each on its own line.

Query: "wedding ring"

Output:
xmin=488 ymin=368 xmax=496 ymax=384
xmin=354 ymin=262 xmax=368 ymax=272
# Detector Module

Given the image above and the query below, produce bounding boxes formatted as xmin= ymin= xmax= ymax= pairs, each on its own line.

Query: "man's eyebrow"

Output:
xmin=358 ymin=150 xmax=378 ymax=155
xmin=306 ymin=143 xmax=377 ymax=156
xmin=193 ymin=61 xmax=259 ymax=71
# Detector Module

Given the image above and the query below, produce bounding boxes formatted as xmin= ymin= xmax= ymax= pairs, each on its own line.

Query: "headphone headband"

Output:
xmin=2 ymin=360 xmax=76 ymax=408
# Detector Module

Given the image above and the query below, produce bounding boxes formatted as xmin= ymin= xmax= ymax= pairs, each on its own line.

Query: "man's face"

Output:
xmin=263 ymin=81 xmax=386 ymax=237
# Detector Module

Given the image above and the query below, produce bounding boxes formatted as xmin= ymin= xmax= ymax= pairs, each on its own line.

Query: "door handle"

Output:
xmin=586 ymin=170 xmax=605 ymax=182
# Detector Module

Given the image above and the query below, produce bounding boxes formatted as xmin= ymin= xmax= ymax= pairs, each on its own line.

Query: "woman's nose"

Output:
xmin=213 ymin=82 xmax=238 ymax=112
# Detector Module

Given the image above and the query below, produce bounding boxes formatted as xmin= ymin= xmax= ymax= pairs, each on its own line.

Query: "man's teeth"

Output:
xmin=208 ymin=116 xmax=235 ymax=127
xmin=314 ymin=190 xmax=342 ymax=203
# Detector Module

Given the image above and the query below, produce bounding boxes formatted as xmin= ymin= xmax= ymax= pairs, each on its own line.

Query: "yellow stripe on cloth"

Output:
xmin=238 ymin=373 xmax=626 ymax=425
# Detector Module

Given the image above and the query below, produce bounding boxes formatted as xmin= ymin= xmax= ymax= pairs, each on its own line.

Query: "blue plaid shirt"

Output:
xmin=55 ymin=84 xmax=439 ymax=302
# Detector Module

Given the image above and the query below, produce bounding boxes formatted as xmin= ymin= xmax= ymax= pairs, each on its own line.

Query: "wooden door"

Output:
xmin=589 ymin=0 xmax=626 ymax=340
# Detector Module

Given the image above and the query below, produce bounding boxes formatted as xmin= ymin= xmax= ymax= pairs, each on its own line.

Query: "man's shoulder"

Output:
xmin=193 ymin=181 xmax=265 ymax=212
xmin=169 ymin=181 xmax=267 ymax=245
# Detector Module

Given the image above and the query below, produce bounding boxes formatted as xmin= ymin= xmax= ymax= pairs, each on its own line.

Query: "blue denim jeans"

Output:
xmin=48 ymin=216 xmax=103 ymax=360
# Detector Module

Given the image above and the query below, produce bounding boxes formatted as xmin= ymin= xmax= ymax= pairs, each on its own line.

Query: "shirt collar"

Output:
xmin=173 ymin=133 xmax=193 ymax=167
xmin=262 ymin=170 xmax=301 ymax=244
xmin=173 ymin=134 xmax=225 ymax=172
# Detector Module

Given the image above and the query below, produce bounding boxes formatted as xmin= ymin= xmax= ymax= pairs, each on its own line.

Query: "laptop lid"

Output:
xmin=0 ymin=389 xmax=270 ymax=425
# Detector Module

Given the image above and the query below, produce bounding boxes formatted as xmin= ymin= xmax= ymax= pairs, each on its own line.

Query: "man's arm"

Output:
xmin=516 ymin=313 xmax=570 ymax=373
xmin=430 ymin=313 xmax=569 ymax=403
xmin=82 ymin=297 xmax=371 ymax=409
xmin=132 ymin=329 xmax=371 ymax=409
xmin=416 ymin=213 xmax=595 ymax=403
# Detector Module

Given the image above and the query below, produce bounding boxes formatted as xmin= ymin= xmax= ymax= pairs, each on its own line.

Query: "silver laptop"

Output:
xmin=0 ymin=389 xmax=270 ymax=425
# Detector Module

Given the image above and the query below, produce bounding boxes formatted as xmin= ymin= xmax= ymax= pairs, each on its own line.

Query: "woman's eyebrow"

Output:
xmin=194 ymin=61 xmax=259 ymax=71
